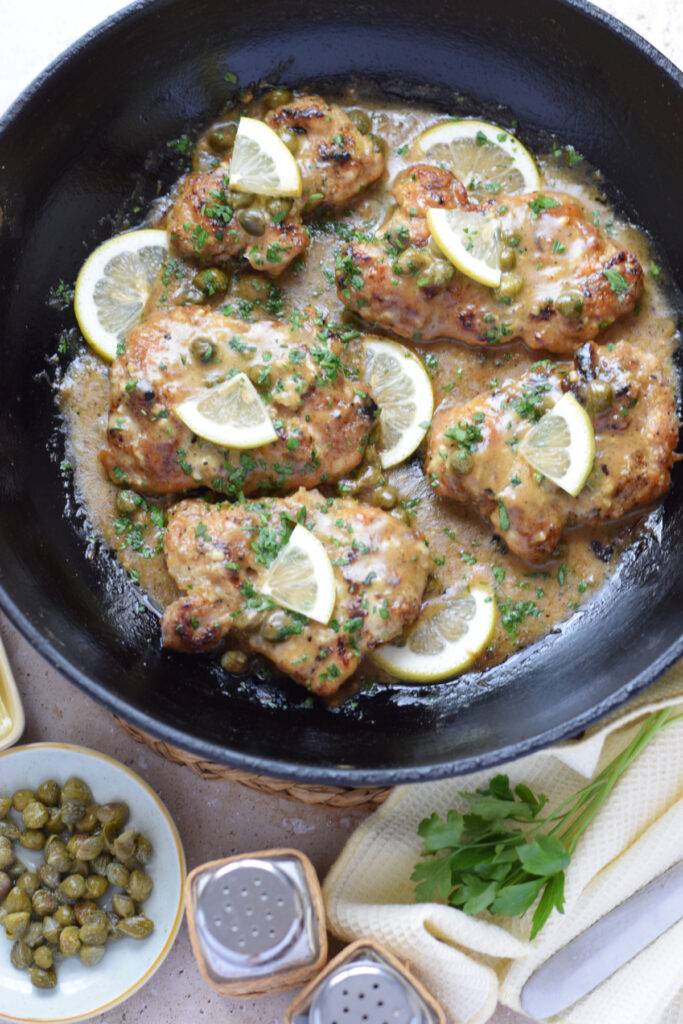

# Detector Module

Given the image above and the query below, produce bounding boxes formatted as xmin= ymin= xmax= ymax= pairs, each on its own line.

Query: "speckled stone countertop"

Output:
xmin=0 ymin=3 xmax=680 ymax=1022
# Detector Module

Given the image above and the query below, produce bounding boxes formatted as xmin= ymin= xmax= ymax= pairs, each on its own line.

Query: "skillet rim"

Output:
xmin=0 ymin=0 xmax=682 ymax=785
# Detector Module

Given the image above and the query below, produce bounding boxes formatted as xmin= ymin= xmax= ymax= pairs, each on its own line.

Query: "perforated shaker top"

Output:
xmin=309 ymin=961 xmax=428 ymax=1024
xmin=198 ymin=858 xmax=304 ymax=966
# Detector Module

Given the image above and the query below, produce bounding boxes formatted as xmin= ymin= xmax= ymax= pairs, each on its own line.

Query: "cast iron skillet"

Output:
xmin=0 ymin=0 xmax=681 ymax=785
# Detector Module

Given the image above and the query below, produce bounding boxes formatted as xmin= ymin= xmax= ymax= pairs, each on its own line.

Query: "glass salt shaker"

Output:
xmin=286 ymin=940 xmax=446 ymax=1024
xmin=185 ymin=848 xmax=327 ymax=997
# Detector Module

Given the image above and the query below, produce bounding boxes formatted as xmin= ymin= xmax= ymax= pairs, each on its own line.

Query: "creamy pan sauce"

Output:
xmin=59 ymin=91 xmax=679 ymax=687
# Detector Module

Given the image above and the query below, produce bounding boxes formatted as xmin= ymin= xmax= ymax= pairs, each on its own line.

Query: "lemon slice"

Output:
xmin=362 ymin=339 xmax=434 ymax=468
xmin=417 ymin=119 xmax=541 ymax=198
xmin=74 ymin=228 xmax=168 ymax=362
xmin=373 ymin=585 xmax=496 ymax=682
xmin=519 ymin=391 xmax=595 ymax=496
xmin=229 ymin=117 xmax=302 ymax=197
xmin=175 ymin=372 xmax=277 ymax=449
xmin=427 ymin=207 xmax=501 ymax=288
xmin=260 ymin=524 xmax=336 ymax=624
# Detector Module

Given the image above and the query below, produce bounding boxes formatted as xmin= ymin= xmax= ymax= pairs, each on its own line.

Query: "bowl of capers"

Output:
xmin=0 ymin=743 xmax=185 ymax=1022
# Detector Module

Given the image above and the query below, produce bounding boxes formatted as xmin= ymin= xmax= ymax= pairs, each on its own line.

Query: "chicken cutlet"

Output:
xmin=336 ymin=164 xmax=643 ymax=353
xmin=167 ymin=95 xmax=386 ymax=276
xmin=425 ymin=341 xmax=678 ymax=562
xmin=100 ymin=306 xmax=375 ymax=496
xmin=161 ymin=489 xmax=431 ymax=695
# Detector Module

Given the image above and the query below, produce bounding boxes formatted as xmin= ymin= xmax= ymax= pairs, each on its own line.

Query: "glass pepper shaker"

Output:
xmin=185 ymin=848 xmax=327 ymax=997
xmin=286 ymin=940 xmax=446 ymax=1024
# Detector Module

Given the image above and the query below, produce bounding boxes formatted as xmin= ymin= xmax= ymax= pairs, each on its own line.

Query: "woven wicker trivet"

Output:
xmin=114 ymin=717 xmax=391 ymax=809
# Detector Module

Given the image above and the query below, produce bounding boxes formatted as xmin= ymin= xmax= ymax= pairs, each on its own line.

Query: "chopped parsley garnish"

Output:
xmin=528 ymin=195 xmax=561 ymax=220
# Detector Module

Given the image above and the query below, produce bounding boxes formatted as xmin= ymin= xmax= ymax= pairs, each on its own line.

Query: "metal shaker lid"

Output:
xmin=197 ymin=858 xmax=304 ymax=968
xmin=309 ymin=960 xmax=427 ymax=1024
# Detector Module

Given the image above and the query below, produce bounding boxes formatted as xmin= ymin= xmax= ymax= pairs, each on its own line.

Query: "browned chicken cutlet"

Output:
xmin=336 ymin=164 xmax=643 ymax=353
xmin=425 ymin=341 xmax=678 ymax=562
xmin=100 ymin=306 xmax=375 ymax=496
xmin=167 ymin=95 xmax=386 ymax=276
xmin=161 ymin=489 xmax=431 ymax=695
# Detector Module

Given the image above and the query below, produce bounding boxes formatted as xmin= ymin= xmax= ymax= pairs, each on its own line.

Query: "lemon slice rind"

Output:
xmin=427 ymin=207 xmax=502 ymax=288
xmin=519 ymin=391 xmax=595 ymax=497
xmin=372 ymin=584 xmax=496 ymax=682
xmin=229 ymin=117 xmax=302 ymax=198
xmin=74 ymin=228 xmax=169 ymax=362
xmin=175 ymin=372 xmax=277 ymax=450
xmin=417 ymin=119 xmax=541 ymax=197
xmin=260 ymin=524 xmax=336 ymax=625
xmin=362 ymin=338 xmax=434 ymax=469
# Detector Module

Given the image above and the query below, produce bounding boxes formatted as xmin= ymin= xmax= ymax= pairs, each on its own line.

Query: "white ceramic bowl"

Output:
xmin=0 ymin=743 xmax=185 ymax=1023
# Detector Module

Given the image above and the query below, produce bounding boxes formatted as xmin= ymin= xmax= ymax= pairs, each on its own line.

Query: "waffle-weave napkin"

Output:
xmin=323 ymin=668 xmax=683 ymax=1024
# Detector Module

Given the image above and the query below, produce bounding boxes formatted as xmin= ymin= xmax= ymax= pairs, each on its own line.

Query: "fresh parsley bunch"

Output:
xmin=412 ymin=707 xmax=681 ymax=939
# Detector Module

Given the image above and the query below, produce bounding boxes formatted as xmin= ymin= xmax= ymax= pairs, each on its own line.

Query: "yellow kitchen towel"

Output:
xmin=323 ymin=669 xmax=683 ymax=1024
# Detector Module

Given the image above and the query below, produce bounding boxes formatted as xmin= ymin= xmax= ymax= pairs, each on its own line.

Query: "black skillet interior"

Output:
xmin=0 ymin=0 xmax=682 ymax=785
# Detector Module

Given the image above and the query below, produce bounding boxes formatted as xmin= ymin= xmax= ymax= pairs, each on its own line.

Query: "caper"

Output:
xmin=263 ymin=87 xmax=293 ymax=110
xmin=5 ymin=889 xmax=31 ymax=914
xmin=112 ymin=828 xmax=137 ymax=866
xmin=61 ymin=777 xmax=93 ymax=808
xmin=0 ymin=835 xmax=15 ymax=869
xmin=42 ymin=916 xmax=61 ymax=945
xmin=261 ymin=609 xmax=296 ymax=642
xmin=190 ymin=336 xmax=216 ymax=363
xmin=75 ymin=804 xmax=99 ymax=832
xmin=90 ymin=852 xmax=112 ymax=877
xmin=347 ymin=109 xmax=372 ymax=135
xmin=237 ymin=206 xmax=266 ymax=236
xmin=267 ymin=196 xmax=293 ymax=223
xmin=127 ymin=869 xmax=153 ymax=903
xmin=79 ymin=915 xmax=109 ymax=946
xmin=32 ymin=888 xmax=59 ymax=917
xmin=45 ymin=836 xmax=72 ymax=873
xmin=38 ymin=862 xmax=60 ymax=890
xmin=277 ymin=127 xmax=301 ymax=155
xmin=74 ymin=900 xmax=99 ymax=926
xmin=8 ymin=860 xmax=26 ymax=879
xmin=43 ymin=807 xmax=65 ymax=834
xmin=220 ymin=649 xmax=249 ymax=673
xmin=368 ymin=485 xmax=398 ymax=510
xmin=449 ymin=448 xmax=473 ymax=475
xmin=585 ymin=378 xmax=614 ymax=414
xmin=386 ymin=222 xmax=410 ymax=252
xmin=0 ymin=870 xmax=12 ymax=901
xmin=16 ymin=871 xmax=40 ymax=897
xmin=193 ymin=267 xmax=230 ymax=297
xmin=555 ymin=290 xmax=583 ymax=318
xmin=24 ymin=920 xmax=44 ymax=948
xmin=54 ymin=905 xmax=75 ymax=927
xmin=496 ymin=272 xmax=524 ymax=300
xmin=12 ymin=789 xmax=34 ymax=812
xmin=229 ymin=189 xmax=255 ymax=211
xmin=208 ymin=122 xmax=237 ymax=151
xmin=58 ymin=874 xmax=86 ymax=902
xmin=85 ymin=875 xmax=108 ymax=900
xmin=70 ymin=858 xmax=90 ymax=878
xmin=71 ymin=834 xmax=104 ymax=861
xmin=112 ymin=894 xmax=136 ymax=918
xmin=96 ymin=802 xmax=129 ymax=831
xmin=67 ymin=833 xmax=88 ymax=858
xmin=115 ymin=488 xmax=140 ymax=514
xmin=61 ymin=800 xmax=86 ymax=829
xmin=117 ymin=914 xmax=154 ymax=940
xmin=233 ymin=274 xmax=264 ymax=303
xmin=33 ymin=945 xmax=53 ymax=970
xmin=135 ymin=834 xmax=153 ymax=865
xmin=0 ymin=796 xmax=11 ymax=818
xmin=395 ymin=246 xmax=431 ymax=275
xmin=10 ymin=939 xmax=32 ymax=970
xmin=30 ymin=965 xmax=57 ymax=989
xmin=0 ymin=820 xmax=21 ymax=840
xmin=234 ymin=606 xmax=266 ymax=633
xmin=36 ymin=780 xmax=60 ymax=807
xmin=423 ymin=260 xmax=455 ymax=288
xmin=371 ymin=133 xmax=387 ymax=155
xmin=59 ymin=926 xmax=81 ymax=957
xmin=106 ymin=861 xmax=130 ymax=888
xmin=499 ymin=247 xmax=517 ymax=271
xmin=3 ymin=911 xmax=30 ymax=940
xmin=20 ymin=829 xmax=46 ymax=851
xmin=80 ymin=944 xmax=106 ymax=967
